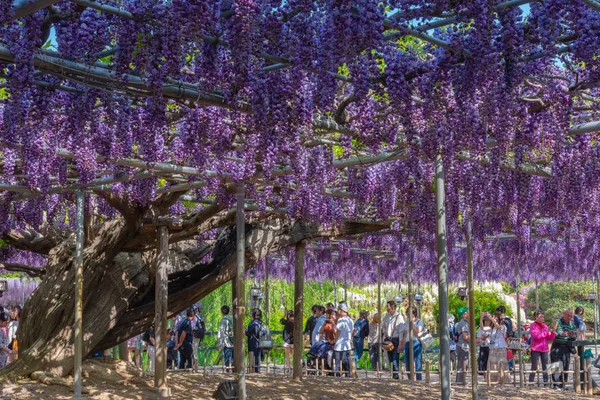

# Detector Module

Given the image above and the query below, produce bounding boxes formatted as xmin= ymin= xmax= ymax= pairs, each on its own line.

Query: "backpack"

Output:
xmin=258 ymin=321 xmax=273 ymax=350
xmin=503 ymin=317 xmax=514 ymax=337
xmin=193 ymin=318 xmax=206 ymax=341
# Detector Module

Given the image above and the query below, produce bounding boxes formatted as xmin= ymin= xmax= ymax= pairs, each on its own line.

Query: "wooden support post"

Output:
xmin=350 ymin=349 xmax=357 ymax=378
xmin=499 ymin=366 xmax=504 ymax=388
xmin=118 ymin=342 xmax=129 ymax=362
xmin=514 ymin=256 xmax=524 ymax=389
xmin=425 ymin=360 xmax=431 ymax=384
xmin=248 ymin=351 xmax=254 ymax=374
xmin=265 ymin=256 xmax=270 ymax=334
xmin=574 ymin=355 xmax=581 ymax=393
xmin=486 ymin=369 xmax=491 ymax=387
xmin=234 ymin=183 xmax=247 ymax=399
xmin=466 ymin=214 xmax=477 ymax=400
xmin=377 ymin=260 xmax=382 ymax=377
xmin=73 ymin=191 xmax=85 ymax=399
xmin=293 ymin=241 xmax=305 ymax=381
xmin=154 ymin=226 xmax=170 ymax=398
xmin=586 ymin=358 xmax=593 ymax=394
xmin=435 ymin=153 xmax=451 ymax=400
xmin=407 ymin=250 xmax=415 ymax=382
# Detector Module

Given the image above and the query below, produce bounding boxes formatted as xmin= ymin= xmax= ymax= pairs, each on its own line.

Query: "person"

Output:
xmin=217 ymin=305 xmax=234 ymax=372
xmin=191 ymin=303 xmax=206 ymax=372
xmin=333 ymin=301 xmax=353 ymax=377
xmin=353 ymin=310 xmax=369 ymax=368
xmin=496 ymin=305 xmax=514 ymax=370
xmin=175 ymin=308 xmax=194 ymax=370
xmin=127 ymin=334 xmax=142 ymax=368
xmin=0 ymin=312 xmax=15 ymax=368
xmin=455 ymin=307 xmax=470 ymax=384
xmin=280 ymin=310 xmax=294 ymax=374
xmin=448 ymin=314 xmax=457 ymax=372
xmin=529 ymin=310 xmax=555 ymax=384
xmin=311 ymin=305 xmax=326 ymax=345
xmin=400 ymin=306 xmax=423 ymax=381
xmin=574 ymin=306 xmax=586 ymax=388
xmin=476 ymin=314 xmax=493 ymax=374
xmin=382 ymin=300 xmax=404 ymax=379
xmin=368 ymin=313 xmax=382 ymax=371
xmin=7 ymin=306 xmax=19 ymax=363
xmin=304 ymin=305 xmax=318 ymax=345
xmin=246 ymin=308 xmax=265 ymax=373
xmin=145 ymin=328 xmax=156 ymax=372
xmin=166 ymin=330 xmax=177 ymax=370
xmin=551 ymin=308 xmax=577 ymax=390
xmin=488 ymin=312 xmax=509 ymax=384
xmin=326 ymin=302 xmax=335 ymax=311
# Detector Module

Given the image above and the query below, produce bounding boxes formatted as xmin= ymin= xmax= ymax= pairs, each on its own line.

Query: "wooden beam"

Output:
xmin=293 ymin=240 xmax=305 ymax=381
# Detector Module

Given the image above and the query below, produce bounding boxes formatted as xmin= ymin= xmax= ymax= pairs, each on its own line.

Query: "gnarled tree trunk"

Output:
xmin=1 ymin=203 xmax=387 ymax=378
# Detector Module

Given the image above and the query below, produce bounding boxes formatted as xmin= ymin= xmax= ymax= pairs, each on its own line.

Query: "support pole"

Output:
xmin=377 ymin=260 xmax=382 ymax=375
xmin=333 ymin=280 xmax=337 ymax=308
xmin=344 ymin=273 xmax=347 ymax=303
xmin=407 ymin=250 xmax=415 ymax=381
xmin=435 ymin=153 xmax=451 ymax=400
xmin=534 ymin=277 xmax=539 ymax=310
xmin=234 ymin=183 xmax=246 ymax=399
xmin=154 ymin=226 xmax=169 ymax=397
xmin=118 ymin=342 xmax=128 ymax=361
xmin=466 ymin=215 xmax=477 ymax=400
xmin=293 ymin=241 xmax=305 ymax=381
xmin=73 ymin=191 xmax=85 ymax=399
xmin=514 ymin=257 xmax=524 ymax=388
xmin=596 ymin=270 xmax=599 ymax=356
xmin=265 ymin=256 xmax=270 ymax=331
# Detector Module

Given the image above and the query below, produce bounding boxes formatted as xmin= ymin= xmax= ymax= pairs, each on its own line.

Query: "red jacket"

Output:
xmin=529 ymin=321 xmax=555 ymax=353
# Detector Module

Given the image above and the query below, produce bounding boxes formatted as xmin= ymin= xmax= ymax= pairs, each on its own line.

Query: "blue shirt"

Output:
xmin=178 ymin=318 xmax=193 ymax=345
xmin=574 ymin=315 xmax=584 ymax=330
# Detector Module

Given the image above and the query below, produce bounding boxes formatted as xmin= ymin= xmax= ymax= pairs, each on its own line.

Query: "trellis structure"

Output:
xmin=1 ymin=1 xmax=600 ymax=400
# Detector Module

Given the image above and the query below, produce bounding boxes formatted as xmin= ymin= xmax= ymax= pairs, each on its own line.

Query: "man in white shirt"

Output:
xmin=383 ymin=300 xmax=405 ymax=379
xmin=311 ymin=305 xmax=326 ymax=345
xmin=334 ymin=301 xmax=353 ymax=377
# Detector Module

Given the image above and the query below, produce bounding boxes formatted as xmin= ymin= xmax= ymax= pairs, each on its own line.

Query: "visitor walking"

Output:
xmin=551 ymin=308 xmax=577 ymax=390
xmin=246 ymin=308 xmax=266 ymax=373
xmin=528 ymin=310 xmax=555 ymax=384
xmin=448 ymin=314 xmax=457 ymax=372
xmin=7 ymin=306 xmax=19 ymax=363
xmin=0 ymin=313 xmax=15 ymax=369
xmin=166 ymin=330 xmax=177 ymax=369
xmin=400 ymin=307 xmax=423 ymax=380
xmin=333 ymin=301 xmax=353 ymax=377
xmin=574 ymin=306 xmax=586 ymax=388
xmin=353 ymin=310 xmax=369 ymax=368
xmin=175 ymin=308 xmax=194 ymax=370
xmin=488 ymin=312 xmax=509 ymax=384
xmin=496 ymin=305 xmax=514 ymax=370
xmin=217 ymin=305 xmax=234 ymax=372
xmin=368 ymin=313 xmax=381 ymax=371
xmin=383 ymin=300 xmax=404 ymax=379
xmin=127 ymin=334 xmax=142 ymax=368
xmin=312 ymin=305 xmax=326 ymax=345
xmin=304 ymin=305 xmax=318 ymax=345
xmin=477 ymin=314 xmax=493 ymax=374
xmin=191 ymin=304 xmax=206 ymax=372
xmin=455 ymin=307 xmax=470 ymax=384
xmin=145 ymin=329 xmax=156 ymax=372
xmin=280 ymin=310 xmax=294 ymax=374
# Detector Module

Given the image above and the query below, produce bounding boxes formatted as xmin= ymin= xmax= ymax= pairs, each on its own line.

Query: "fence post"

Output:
xmin=586 ymin=358 xmax=593 ymax=394
xmin=574 ymin=355 xmax=581 ymax=393
xmin=425 ymin=361 xmax=431 ymax=384
xmin=499 ymin=366 xmax=504 ymax=388
xmin=486 ymin=369 xmax=491 ymax=387
xmin=248 ymin=351 xmax=254 ymax=374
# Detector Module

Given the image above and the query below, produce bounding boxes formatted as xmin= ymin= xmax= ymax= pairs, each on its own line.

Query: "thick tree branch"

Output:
xmin=0 ymin=263 xmax=45 ymax=278
xmin=8 ymin=0 xmax=61 ymax=23
xmin=2 ymin=229 xmax=57 ymax=255
xmin=334 ymin=93 xmax=358 ymax=124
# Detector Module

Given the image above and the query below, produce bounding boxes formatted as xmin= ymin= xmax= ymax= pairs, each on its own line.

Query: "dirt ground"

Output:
xmin=0 ymin=359 xmax=596 ymax=399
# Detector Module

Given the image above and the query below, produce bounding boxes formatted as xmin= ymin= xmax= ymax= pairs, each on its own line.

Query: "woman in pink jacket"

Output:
xmin=529 ymin=310 xmax=556 ymax=384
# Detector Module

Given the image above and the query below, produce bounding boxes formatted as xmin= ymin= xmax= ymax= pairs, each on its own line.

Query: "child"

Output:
xmin=167 ymin=330 xmax=177 ymax=369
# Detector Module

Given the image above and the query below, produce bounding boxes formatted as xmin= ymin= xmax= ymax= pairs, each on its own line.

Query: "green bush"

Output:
xmin=432 ymin=290 xmax=510 ymax=330
xmin=526 ymin=281 xmax=594 ymax=320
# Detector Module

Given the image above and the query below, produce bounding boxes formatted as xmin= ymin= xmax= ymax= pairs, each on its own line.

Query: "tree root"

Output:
xmin=30 ymin=371 xmax=94 ymax=395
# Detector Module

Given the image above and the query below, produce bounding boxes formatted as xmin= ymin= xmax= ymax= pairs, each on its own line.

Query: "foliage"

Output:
xmin=525 ymin=281 xmax=595 ymax=320
xmin=432 ymin=290 xmax=511 ymax=329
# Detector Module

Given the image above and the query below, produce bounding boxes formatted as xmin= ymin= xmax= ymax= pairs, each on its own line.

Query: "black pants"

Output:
xmin=578 ymin=345 xmax=585 ymax=389
xmin=334 ymin=350 xmax=350 ymax=377
xmin=529 ymin=351 xmax=549 ymax=383
xmin=550 ymin=344 xmax=571 ymax=387
xmin=178 ymin=342 xmax=193 ymax=369
xmin=478 ymin=347 xmax=489 ymax=373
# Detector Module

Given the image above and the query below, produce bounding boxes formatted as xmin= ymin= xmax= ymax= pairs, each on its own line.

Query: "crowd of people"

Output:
xmin=0 ymin=305 xmax=21 ymax=369
xmin=451 ymin=305 xmax=589 ymax=390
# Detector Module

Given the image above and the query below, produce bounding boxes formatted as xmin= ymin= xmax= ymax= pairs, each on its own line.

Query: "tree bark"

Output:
xmin=1 ymin=213 xmax=387 ymax=378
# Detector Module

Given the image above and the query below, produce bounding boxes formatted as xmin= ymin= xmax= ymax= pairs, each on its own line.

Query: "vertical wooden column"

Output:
xmin=514 ymin=256 xmax=524 ymax=388
xmin=293 ymin=241 xmax=305 ymax=381
xmin=435 ymin=153 xmax=451 ymax=400
xmin=377 ymin=259 xmax=382 ymax=375
xmin=155 ymin=226 xmax=170 ymax=397
xmin=466 ymin=215 xmax=477 ymax=400
xmin=407 ymin=250 xmax=415 ymax=381
xmin=119 ymin=342 xmax=129 ymax=361
xmin=265 ymin=256 xmax=270 ymax=330
xmin=235 ymin=183 xmax=247 ymax=399
xmin=333 ymin=280 xmax=337 ymax=308
xmin=73 ymin=191 xmax=85 ymax=399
